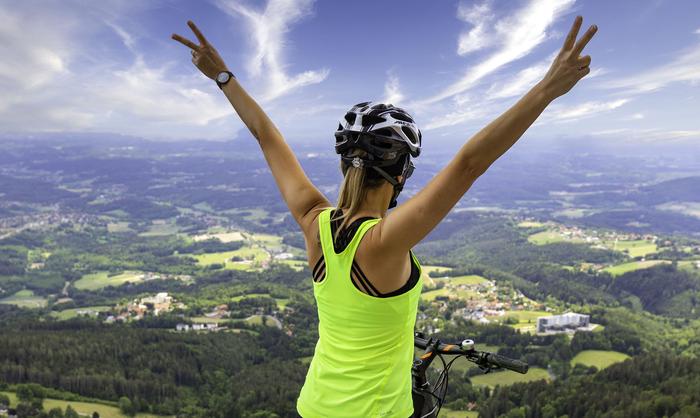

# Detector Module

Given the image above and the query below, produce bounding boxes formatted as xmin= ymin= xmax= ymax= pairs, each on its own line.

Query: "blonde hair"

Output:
xmin=298 ymin=148 xmax=378 ymax=246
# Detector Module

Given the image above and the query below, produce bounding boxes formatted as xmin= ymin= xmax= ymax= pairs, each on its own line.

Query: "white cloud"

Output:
xmin=695 ymin=28 xmax=700 ymax=35
xmin=0 ymin=2 xmax=238 ymax=138
xmin=415 ymin=0 xmax=576 ymax=106
xmin=590 ymin=127 xmax=700 ymax=142
xmin=382 ymin=70 xmax=404 ymax=105
xmin=215 ymin=0 xmax=329 ymax=102
xmin=536 ymin=98 xmax=629 ymax=125
xmin=597 ymin=43 xmax=700 ymax=94
xmin=485 ymin=51 xmax=556 ymax=100
xmin=456 ymin=1 xmax=496 ymax=55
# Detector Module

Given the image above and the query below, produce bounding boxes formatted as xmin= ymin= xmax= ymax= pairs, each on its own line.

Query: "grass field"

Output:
xmin=440 ymin=275 xmax=489 ymax=286
xmin=194 ymin=246 xmax=270 ymax=271
xmin=420 ymin=287 xmax=480 ymax=302
xmin=501 ymin=310 xmax=550 ymax=333
xmin=528 ymin=230 xmax=586 ymax=245
xmin=469 ymin=367 xmax=549 ymax=388
xmin=138 ymin=220 xmax=180 ymax=237
xmin=602 ymin=239 xmax=657 ymax=257
xmin=678 ymin=260 xmax=700 ymax=274
xmin=276 ymin=259 xmax=307 ymax=271
xmin=570 ymin=350 xmax=630 ymax=370
xmin=516 ymin=221 xmax=544 ymax=228
xmin=0 ymin=289 xmax=48 ymax=308
xmin=421 ymin=265 xmax=452 ymax=276
xmin=74 ymin=271 xmax=145 ymax=291
xmin=107 ymin=222 xmax=132 ymax=233
xmin=602 ymin=260 xmax=670 ymax=276
xmin=191 ymin=231 xmax=245 ymax=242
xmin=1 ymin=391 xmax=169 ymax=418
xmin=51 ymin=306 xmax=112 ymax=320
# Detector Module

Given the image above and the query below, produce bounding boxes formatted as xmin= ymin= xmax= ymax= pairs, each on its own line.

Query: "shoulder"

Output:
xmin=299 ymin=203 xmax=334 ymax=244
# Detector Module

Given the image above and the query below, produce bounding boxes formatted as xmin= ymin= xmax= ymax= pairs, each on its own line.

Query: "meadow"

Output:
xmin=570 ymin=350 xmax=630 ymax=370
xmin=74 ymin=271 xmax=145 ymax=291
xmin=469 ymin=367 xmax=550 ymax=388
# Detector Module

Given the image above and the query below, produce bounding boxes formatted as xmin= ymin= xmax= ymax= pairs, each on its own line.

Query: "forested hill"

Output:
xmin=479 ymin=353 xmax=700 ymax=418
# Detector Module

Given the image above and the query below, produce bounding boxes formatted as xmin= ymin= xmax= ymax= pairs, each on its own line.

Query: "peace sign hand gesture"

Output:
xmin=172 ymin=20 xmax=229 ymax=80
xmin=540 ymin=15 xmax=598 ymax=101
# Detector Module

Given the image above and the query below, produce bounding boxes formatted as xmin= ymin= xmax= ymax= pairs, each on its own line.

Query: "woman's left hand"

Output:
xmin=172 ymin=20 xmax=229 ymax=80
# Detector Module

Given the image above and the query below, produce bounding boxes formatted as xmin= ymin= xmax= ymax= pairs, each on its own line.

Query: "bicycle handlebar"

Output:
xmin=414 ymin=332 xmax=529 ymax=374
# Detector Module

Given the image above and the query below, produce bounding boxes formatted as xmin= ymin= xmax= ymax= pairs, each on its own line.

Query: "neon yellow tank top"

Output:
xmin=296 ymin=207 xmax=424 ymax=418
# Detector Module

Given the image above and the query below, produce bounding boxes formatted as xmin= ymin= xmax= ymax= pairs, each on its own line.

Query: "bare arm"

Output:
xmin=373 ymin=15 xmax=597 ymax=256
xmin=171 ymin=21 xmax=330 ymax=230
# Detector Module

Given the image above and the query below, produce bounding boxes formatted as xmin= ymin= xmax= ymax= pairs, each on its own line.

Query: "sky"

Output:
xmin=1 ymin=0 xmax=700 ymax=147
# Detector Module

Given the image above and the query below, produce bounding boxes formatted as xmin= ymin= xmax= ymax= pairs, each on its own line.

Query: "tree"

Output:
xmin=0 ymin=393 xmax=9 ymax=407
xmin=65 ymin=405 xmax=80 ymax=418
xmin=48 ymin=407 xmax=65 ymax=418
xmin=119 ymin=397 xmax=136 ymax=417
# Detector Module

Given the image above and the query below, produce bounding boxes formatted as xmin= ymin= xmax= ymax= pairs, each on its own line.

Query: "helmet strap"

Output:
xmin=372 ymin=166 xmax=406 ymax=210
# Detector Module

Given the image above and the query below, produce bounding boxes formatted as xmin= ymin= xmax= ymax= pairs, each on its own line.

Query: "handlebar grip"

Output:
xmin=485 ymin=353 xmax=529 ymax=374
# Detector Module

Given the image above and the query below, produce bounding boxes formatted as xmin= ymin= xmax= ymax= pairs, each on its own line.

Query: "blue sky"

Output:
xmin=2 ymin=0 xmax=700 ymax=146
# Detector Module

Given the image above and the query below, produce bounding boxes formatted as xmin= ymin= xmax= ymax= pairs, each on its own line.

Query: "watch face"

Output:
xmin=217 ymin=72 xmax=230 ymax=83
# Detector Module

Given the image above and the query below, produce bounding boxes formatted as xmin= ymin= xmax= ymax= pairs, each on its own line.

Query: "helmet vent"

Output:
xmin=344 ymin=113 xmax=356 ymax=125
xmin=374 ymin=128 xmax=394 ymax=137
xmin=402 ymin=126 xmax=418 ymax=144
xmin=391 ymin=112 xmax=413 ymax=123
xmin=362 ymin=115 xmax=385 ymax=127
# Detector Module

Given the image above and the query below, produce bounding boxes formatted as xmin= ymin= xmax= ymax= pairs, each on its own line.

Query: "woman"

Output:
xmin=172 ymin=15 xmax=597 ymax=418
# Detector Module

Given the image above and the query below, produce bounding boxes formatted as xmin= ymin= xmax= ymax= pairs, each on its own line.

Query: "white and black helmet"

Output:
xmin=334 ymin=101 xmax=422 ymax=209
xmin=335 ymin=101 xmax=422 ymax=160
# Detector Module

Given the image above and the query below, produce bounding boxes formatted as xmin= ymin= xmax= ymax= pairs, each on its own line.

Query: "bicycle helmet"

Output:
xmin=335 ymin=101 xmax=422 ymax=209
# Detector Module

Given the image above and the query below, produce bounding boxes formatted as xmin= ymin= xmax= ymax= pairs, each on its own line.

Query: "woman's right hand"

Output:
xmin=540 ymin=15 xmax=598 ymax=101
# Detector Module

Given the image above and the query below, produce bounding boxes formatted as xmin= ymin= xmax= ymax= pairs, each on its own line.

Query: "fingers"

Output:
xmin=561 ymin=15 xmax=582 ymax=52
xmin=571 ymin=24 xmax=597 ymax=57
xmin=188 ymin=20 xmax=208 ymax=45
xmin=577 ymin=55 xmax=591 ymax=67
xmin=172 ymin=33 xmax=200 ymax=51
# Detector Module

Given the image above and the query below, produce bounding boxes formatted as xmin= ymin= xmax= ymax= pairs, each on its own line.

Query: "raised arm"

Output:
xmin=171 ymin=21 xmax=330 ymax=230
xmin=374 ymin=15 xmax=597 ymax=255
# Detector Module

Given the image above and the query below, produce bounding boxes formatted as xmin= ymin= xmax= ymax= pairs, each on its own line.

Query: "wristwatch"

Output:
xmin=216 ymin=70 xmax=235 ymax=89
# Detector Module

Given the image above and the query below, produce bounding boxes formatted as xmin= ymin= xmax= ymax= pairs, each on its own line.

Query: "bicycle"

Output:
xmin=411 ymin=331 xmax=529 ymax=418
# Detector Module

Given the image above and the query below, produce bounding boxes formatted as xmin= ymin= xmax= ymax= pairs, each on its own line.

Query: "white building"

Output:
xmin=537 ymin=312 xmax=590 ymax=333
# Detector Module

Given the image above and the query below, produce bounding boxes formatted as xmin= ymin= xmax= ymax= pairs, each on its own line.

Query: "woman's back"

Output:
xmin=296 ymin=207 xmax=423 ymax=418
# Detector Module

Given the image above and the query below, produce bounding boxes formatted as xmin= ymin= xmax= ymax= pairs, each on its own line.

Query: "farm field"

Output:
xmin=194 ymin=246 xmax=270 ymax=271
xmin=420 ymin=287 xmax=480 ymax=302
xmin=421 ymin=265 xmax=452 ymax=276
xmin=0 ymin=290 xmax=48 ymax=308
xmin=434 ymin=275 xmax=489 ymax=286
xmin=51 ymin=306 xmax=112 ymax=320
xmin=74 ymin=271 xmax=145 ymax=291
xmin=528 ymin=230 xmax=585 ymax=245
xmin=517 ymin=221 xmax=544 ymax=228
xmin=1 ymin=391 xmax=170 ymax=418
xmin=602 ymin=260 xmax=671 ymax=276
xmin=191 ymin=231 xmax=245 ymax=242
xmin=469 ymin=367 xmax=550 ymax=388
xmin=570 ymin=350 xmax=630 ymax=370
xmin=601 ymin=239 xmax=657 ymax=257
xmin=276 ymin=259 xmax=307 ymax=272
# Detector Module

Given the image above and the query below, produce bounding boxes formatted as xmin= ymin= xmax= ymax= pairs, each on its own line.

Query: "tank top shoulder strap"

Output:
xmin=318 ymin=208 xmax=381 ymax=264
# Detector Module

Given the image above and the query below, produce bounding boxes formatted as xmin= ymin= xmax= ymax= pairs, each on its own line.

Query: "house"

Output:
xmin=537 ymin=312 xmax=590 ymax=333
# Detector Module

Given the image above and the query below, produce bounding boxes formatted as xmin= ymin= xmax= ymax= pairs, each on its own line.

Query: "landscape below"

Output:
xmin=0 ymin=137 xmax=699 ymax=417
